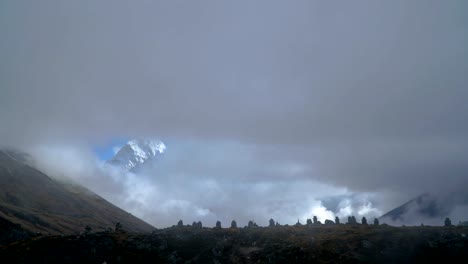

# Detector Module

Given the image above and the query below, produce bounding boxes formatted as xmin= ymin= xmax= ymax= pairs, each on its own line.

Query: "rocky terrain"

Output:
xmin=1 ymin=224 xmax=467 ymax=263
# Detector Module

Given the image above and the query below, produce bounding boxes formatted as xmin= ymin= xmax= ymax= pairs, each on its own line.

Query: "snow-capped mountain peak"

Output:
xmin=108 ymin=138 xmax=165 ymax=170
xmin=127 ymin=139 xmax=166 ymax=157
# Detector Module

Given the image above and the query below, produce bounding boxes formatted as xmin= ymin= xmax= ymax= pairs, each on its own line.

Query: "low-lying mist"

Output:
xmin=26 ymin=142 xmax=387 ymax=228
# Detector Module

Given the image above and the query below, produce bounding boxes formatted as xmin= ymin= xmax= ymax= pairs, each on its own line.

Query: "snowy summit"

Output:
xmin=108 ymin=139 xmax=166 ymax=170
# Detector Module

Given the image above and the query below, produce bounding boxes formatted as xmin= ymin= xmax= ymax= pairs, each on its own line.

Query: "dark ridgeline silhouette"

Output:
xmin=362 ymin=217 xmax=368 ymax=225
xmin=444 ymin=217 xmax=452 ymax=226
xmin=170 ymin=216 xmax=460 ymax=230
xmin=167 ymin=215 xmax=455 ymax=231
xmin=269 ymin=218 xmax=275 ymax=227
xmin=374 ymin=218 xmax=379 ymax=226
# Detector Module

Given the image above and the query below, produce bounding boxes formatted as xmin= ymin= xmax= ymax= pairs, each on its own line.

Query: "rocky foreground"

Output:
xmin=1 ymin=225 xmax=467 ymax=263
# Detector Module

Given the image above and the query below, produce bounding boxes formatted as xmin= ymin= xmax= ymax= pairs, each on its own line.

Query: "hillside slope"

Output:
xmin=0 ymin=150 xmax=154 ymax=236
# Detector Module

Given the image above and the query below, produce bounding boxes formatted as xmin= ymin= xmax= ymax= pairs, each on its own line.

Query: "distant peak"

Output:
xmin=127 ymin=138 xmax=166 ymax=155
xmin=108 ymin=138 xmax=165 ymax=170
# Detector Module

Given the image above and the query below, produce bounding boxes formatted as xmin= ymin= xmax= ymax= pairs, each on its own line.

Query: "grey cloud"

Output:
xmin=1 ymin=0 xmax=467 ymax=145
xmin=1 ymin=0 xmax=468 ymax=224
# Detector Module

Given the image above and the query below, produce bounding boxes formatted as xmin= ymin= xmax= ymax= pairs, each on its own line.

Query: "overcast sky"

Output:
xmin=1 ymin=0 xmax=467 ymax=227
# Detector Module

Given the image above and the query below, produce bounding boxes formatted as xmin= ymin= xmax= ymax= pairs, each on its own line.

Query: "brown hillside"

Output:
xmin=0 ymin=150 xmax=154 ymax=235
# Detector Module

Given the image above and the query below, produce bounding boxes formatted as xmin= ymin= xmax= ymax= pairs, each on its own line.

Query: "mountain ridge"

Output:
xmin=377 ymin=193 xmax=468 ymax=225
xmin=0 ymin=149 xmax=155 ymax=238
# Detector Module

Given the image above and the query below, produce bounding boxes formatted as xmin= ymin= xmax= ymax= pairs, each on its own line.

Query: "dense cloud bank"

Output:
xmin=1 ymin=0 xmax=467 ymax=225
xmin=29 ymin=143 xmax=385 ymax=228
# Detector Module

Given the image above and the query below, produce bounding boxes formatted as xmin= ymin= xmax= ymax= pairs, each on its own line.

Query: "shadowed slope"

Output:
xmin=0 ymin=150 xmax=154 ymax=236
